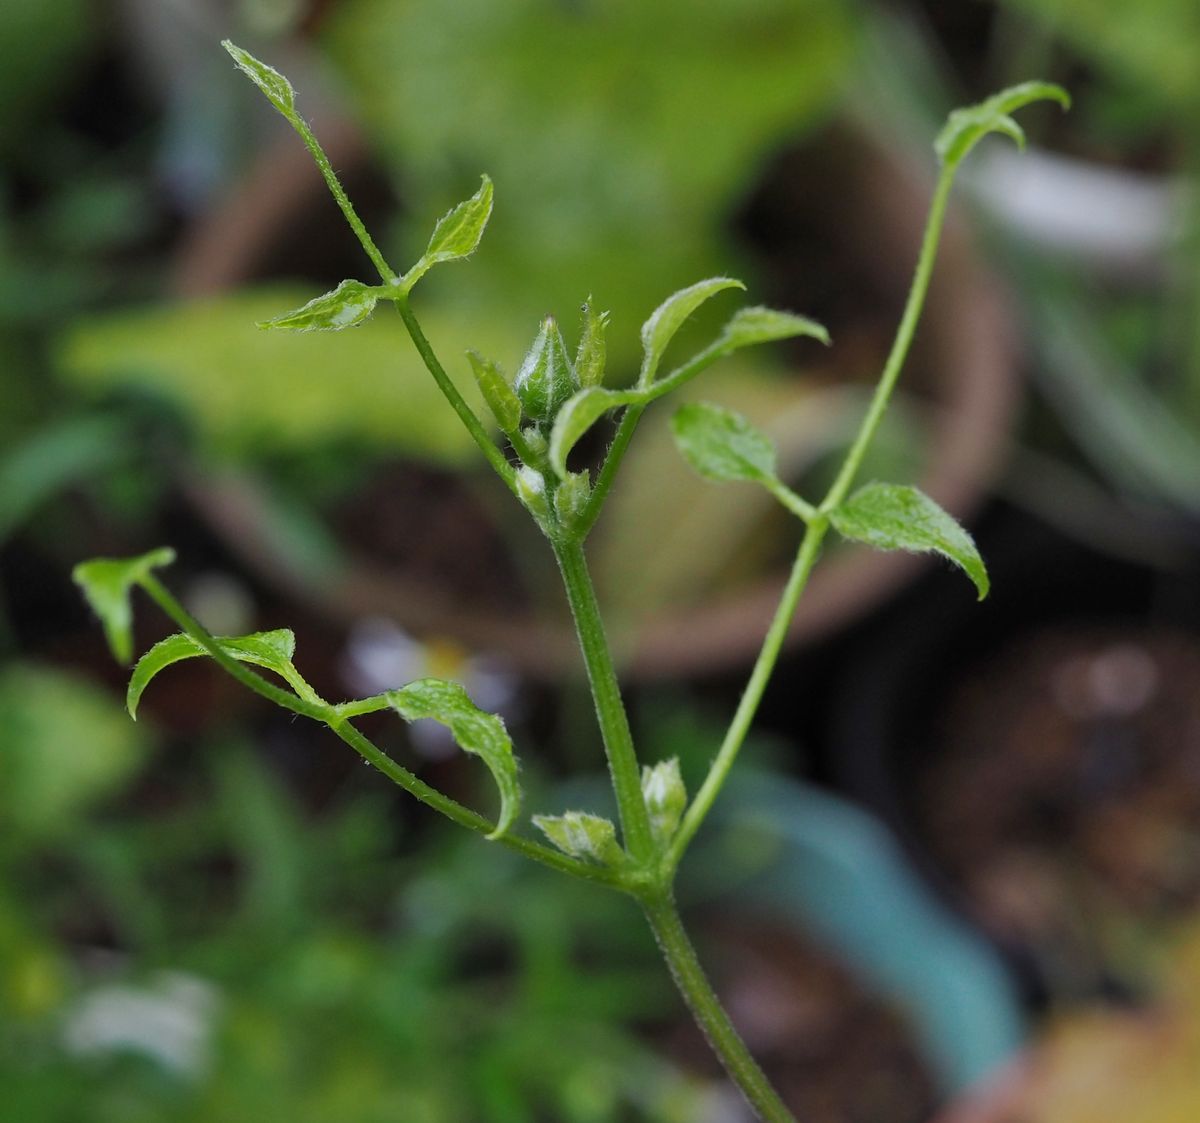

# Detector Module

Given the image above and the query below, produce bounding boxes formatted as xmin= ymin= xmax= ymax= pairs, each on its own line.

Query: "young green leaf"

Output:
xmin=642 ymin=758 xmax=687 ymax=846
xmin=552 ymin=470 xmax=593 ymax=530
xmin=466 ymin=350 xmax=522 ymax=433
xmin=719 ymin=306 xmax=830 ymax=353
xmin=513 ymin=465 xmax=552 ymax=524
xmin=575 ymin=300 xmax=610 ymax=388
xmin=127 ymin=629 xmax=299 ymax=719
xmin=532 ymin=811 xmax=625 ymax=867
xmin=222 ymin=40 xmax=296 ymax=119
xmin=513 ymin=315 xmax=577 ymax=425
xmin=670 ymin=402 xmax=777 ymax=484
xmin=400 ymin=175 xmax=494 ymax=294
xmin=640 ymin=277 xmax=745 ymax=386
xmin=72 ymin=547 xmax=176 ymax=664
xmin=547 ymin=387 xmax=644 ymax=478
xmin=387 ymin=678 xmax=521 ymax=839
xmin=257 ymin=280 xmax=382 ymax=332
xmin=829 ymin=483 xmax=990 ymax=599
xmin=935 ymin=81 xmax=1070 ymax=169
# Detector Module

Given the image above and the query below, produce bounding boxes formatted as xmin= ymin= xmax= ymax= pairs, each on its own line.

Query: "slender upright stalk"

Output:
xmin=642 ymin=892 xmax=796 ymax=1123
xmin=669 ymin=520 xmax=826 ymax=868
xmin=393 ymin=297 xmax=520 ymax=496
xmin=821 ymin=166 xmax=953 ymax=511
xmin=553 ymin=538 xmax=655 ymax=863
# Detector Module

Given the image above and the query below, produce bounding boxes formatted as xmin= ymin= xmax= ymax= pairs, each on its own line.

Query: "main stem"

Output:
xmin=643 ymin=892 xmax=796 ymax=1122
xmin=553 ymin=538 xmax=655 ymax=863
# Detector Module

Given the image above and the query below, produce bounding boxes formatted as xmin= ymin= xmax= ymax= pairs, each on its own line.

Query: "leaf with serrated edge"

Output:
xmin=830 ymin=483 xmax=989 ymax=599
xmin=533 ymin=811 xmax=625 ymax=866
xmin=387 ymin=678 xmax=520 ymax=839
xmin=222 ymin=41 xmax=296 ymax=118
xmin=72 ymin=547 xmax=175 ymax=664
xmin=548 ymin=386 xmax=645 ymax=478
xmin=640 ymin=277 xmax=745 ymax=385
xmin=935 ymin=81 xmax=1070 ymax=168
xmin=720 ymin=306 xmax=830 ymax=352
xmin=127 ymin=629 xmax=298 ymax=718
xmin=671 ymin=402 xmax=777 ymax=484
xmin=401 ymin=176 xmax=493 ymax=294
xmin=258 ymin=280 xmax=381 ymax=332
xmin=642 ymin=758 xmax=687 ymax=845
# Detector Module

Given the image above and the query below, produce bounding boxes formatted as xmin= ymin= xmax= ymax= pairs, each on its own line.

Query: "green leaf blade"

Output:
xmin=935 ymin=81 xmax=1070 ymax=168
xmin=640 ymin=277 xmax=745 ymax=385
xmin=72 ymin=547 xmax=175 ymax=664
xmin=720 ymin=306 xmax=830 ymax=352
xmin=670 ymin=402 xmax=777 ymax=484
xmin=222 ymin=40 xmax=296 ymax=119
xmin=548 ymin=386 xmax=644 ymax=478
xmin=387 ymin=678 xmax=520 ymax=839
xmin=127 ymin=629 xmax=298 ymax=718
xmin=829 ymin=483 xmax=990 ymax=599
xmin=401 ymin=175 xmax=494 ymax=294
xmin=257 ymin=280 xmax=381 ymax=332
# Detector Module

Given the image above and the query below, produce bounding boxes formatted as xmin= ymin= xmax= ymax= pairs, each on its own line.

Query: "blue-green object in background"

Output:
xmin=693 ymin=772 xmax=1026 ymax=1093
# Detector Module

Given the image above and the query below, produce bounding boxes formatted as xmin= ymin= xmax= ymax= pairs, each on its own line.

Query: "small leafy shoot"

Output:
xmin=533 ymin=811 xmax=626 ymax=867
xmin=222 ymin=40 xmax=296 ymax=119
xmin=548 ymin=387 xmax=643 ymax=478
xmin=829 ymin=483 xmax=990 ymax=599
xmin=671 ymin=402 xmax=777 ymax=485
xmin=72 ymin=547 xmax=176 ymax=664
xmin=467 ymin=350 xmax=522 ymax=433
xmin=642 ymin=759 xmax=687 ymax=846
xmin=640 ymin=277 xmax=745 ymax=386
xmin=258 ymin=280 xmax=382 ymax=331
xmin=387 ymin=678 xmax=521 ymax=839
xmin=400 ymin=176 xmax=494 ymax=294
xmin=935 ymin=81 xmax=1070 ymax=168
xmin=127 ymin=629 xmax=301 ymax=718
xmin=719 ymin=306 xmax=830 ymax=353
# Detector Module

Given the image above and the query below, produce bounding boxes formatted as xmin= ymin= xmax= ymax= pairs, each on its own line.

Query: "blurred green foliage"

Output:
xmin=0 ymin=724 xmax=707 ymax=1121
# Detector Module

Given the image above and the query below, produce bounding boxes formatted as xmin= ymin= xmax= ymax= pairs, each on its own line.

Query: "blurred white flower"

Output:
xmin=341 ymin=617 xmax=519 ymax=758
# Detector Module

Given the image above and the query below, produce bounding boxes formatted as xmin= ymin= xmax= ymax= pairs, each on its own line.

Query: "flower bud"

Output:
xmin=514 ymin=315 xmax=577 ymax=425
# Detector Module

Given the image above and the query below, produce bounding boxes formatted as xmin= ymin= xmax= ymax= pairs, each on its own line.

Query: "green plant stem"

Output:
xmin=821 ymin=164 xmax=955 ymax=511
xmin=553 ymin=538 xmax=654 ymax=863
xmin=577 ymin=403 xmax=645 ymax=536
xmin=136 ymin=575 xmax=618 ymax=888
xmin=393 ymin=297 xmax=519 ymax=496
xmin=288 ymin=115 xmax=397 ymax=285
xmin=668 ymin=521 xmax=826 ymax=868
xmin=577 ymin=340 xmax=733 ymax=536
xmin=642 ymin=892 xmax=796 ymax=1122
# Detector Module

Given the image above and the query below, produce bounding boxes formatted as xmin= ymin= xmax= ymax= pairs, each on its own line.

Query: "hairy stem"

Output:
xmin=553 ymin=538 xmax=654 ymax=862
xmin=668 ymin=521 xmax=826 ymax=867
xmin=393 ymin=298 xmax=520 ymax=496
xmin=643 ymin=892 xmax=796 ymax=1122
xmin=288 ymin=116 xmax=397 ymax=285
xmin=136 ymin=576 xmax=618 ymax=887
xmin=821 ymin=165 xmax=954 ymax=511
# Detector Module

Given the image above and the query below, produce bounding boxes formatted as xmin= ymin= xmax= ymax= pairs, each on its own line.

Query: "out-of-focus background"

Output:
xmin=5 ymin=1 xmax=1200 ymax=1120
